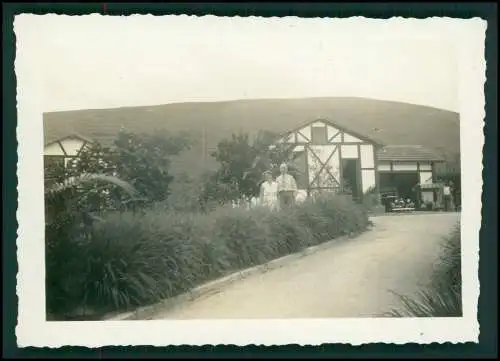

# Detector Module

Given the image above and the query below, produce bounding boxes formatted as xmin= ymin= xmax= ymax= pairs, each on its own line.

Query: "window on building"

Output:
xmin=311 ymin=126 xmax=327 ymax=145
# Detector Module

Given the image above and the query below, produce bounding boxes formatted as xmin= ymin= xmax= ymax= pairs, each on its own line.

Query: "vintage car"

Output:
xmin=380 ymin=187 xmax=416 ymax=212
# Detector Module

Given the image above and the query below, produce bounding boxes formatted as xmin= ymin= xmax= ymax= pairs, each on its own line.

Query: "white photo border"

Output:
xmin=15 ymin=15 xmax=485 ymax=347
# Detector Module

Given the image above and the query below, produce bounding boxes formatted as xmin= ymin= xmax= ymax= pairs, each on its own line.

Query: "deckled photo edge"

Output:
xmin=14 ymin=15 xmax=486 ymax=347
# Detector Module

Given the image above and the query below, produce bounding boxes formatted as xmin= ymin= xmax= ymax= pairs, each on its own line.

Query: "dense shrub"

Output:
xmin=312 ymin=194 xmax=370 ymax=236
xmin=263 ymin=208 xmax=314 ymax=254
xmin=291 ymin=195 xmax=370 ymax=245
xmin=45 ymin=173 xmax=140 ymax=316
xmin=387 ymin=224 xmax=462 ymax=317
xmin=46 ymin=194 xmax=371 ymax=319
xmin=361 ymin=187 xmax=383 ymax=213
xmin=210 ymin=207 xmax=271 ymax=268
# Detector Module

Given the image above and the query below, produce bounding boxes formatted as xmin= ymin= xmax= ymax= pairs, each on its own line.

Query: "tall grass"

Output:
xmin=387 ymin=224 xmax=462 ymax=317
xmin=46 ymin=194 xmax=371 ymax=319
xmin=45 ymin=173 xmax=141 ymax=316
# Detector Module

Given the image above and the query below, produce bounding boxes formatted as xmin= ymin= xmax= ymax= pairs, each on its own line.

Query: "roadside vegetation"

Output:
xmin=387 ymin=224 xmax=462 ymax=317
xmin=45 ymin=129 xmax=371 ymax=320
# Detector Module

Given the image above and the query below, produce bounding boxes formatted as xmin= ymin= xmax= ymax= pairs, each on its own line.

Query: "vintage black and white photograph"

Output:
xmin=15 ymin=14 xmax=485 ymax=346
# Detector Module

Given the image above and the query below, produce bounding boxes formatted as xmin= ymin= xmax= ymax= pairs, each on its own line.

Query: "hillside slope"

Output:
xmin=44 ymin=97 xmax=460 ymax=176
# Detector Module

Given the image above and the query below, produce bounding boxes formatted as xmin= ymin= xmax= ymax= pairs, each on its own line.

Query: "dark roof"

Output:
xmin=43 ymin=97 xmax=460 ymax=175
xmin=377 ymin=145 xmax=445 ymax=162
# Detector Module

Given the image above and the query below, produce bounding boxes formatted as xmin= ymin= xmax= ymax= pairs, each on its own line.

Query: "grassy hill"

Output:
xmin=44 ymin=97 xmax=460 ymax=177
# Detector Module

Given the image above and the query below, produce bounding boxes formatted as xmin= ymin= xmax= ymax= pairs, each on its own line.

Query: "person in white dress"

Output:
xmin=259 ymin=171 xmax=278 ymax=211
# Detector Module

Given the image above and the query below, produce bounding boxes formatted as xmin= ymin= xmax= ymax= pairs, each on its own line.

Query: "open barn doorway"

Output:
xmin=379 ymin=172 xmax=419 ymax=201
xmin=342 ymin=159 xmax=360 ymax=202
xmin=291 ymin=148 xmax=308 ymax=190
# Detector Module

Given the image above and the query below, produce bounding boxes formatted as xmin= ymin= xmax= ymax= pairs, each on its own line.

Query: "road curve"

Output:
xmin=152 ymin=212 xmax=460 ymax=319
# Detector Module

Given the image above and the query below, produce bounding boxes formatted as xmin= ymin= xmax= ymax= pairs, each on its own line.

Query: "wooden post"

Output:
xmin=356 ymin=144 xmax=362 ymax=203
xmin=374 ymin=145 xmax=380 ymax=197
xmin=305 ymin=145 xmax=311 ymax=197
xmin=338 ymin=144 xmax=343 ymax=192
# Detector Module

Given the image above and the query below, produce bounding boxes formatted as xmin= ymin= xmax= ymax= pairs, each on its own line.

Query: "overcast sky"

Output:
xmin=17 ymin=15 xmax=459 ymax=112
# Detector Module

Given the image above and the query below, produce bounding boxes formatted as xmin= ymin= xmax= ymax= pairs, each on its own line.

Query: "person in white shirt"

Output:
xmin=259 ymin=171 xmax=278 ymax=211
xmin=276 ymin=163 xmax=298 ymax=210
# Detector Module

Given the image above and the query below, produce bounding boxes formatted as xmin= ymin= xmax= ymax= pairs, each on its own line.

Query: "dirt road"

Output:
xmin=152 ymin=212 xmax=460 ymax=319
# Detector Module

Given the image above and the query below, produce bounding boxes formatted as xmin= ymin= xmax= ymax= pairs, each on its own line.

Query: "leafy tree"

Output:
xmin=111 ymin=129 xmax=191 ymax=205
xmin=206 ymin=130 xmax=301 ymax=202
xmin=250 ymin=131 xmax=302 ymax=180
xmin=200 ymin=170 xmax=241 ymax=207
xmin=62 ymin=142 xmax=120 ymax=212
xmin=64 ymin=129 xmax=192 ymax=209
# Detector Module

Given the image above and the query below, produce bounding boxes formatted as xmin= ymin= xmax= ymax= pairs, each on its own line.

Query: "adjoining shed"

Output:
xmin=376 ymin=145 xmax=445 ymax=207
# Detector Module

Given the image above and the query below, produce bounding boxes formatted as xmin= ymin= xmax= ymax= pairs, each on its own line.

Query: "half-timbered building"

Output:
xmin=276 ymin=118 xmax=445 ymax=202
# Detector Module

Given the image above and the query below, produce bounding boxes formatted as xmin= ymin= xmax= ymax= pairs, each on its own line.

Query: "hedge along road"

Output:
xmin=152 ymin=212 xmax=460 ymax=319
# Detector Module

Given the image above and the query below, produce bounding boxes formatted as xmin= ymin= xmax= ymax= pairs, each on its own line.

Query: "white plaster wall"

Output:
xmin=44 ymin=142 xmax=64 ymax=156
xmin=326 ymin=125 xmax=340 ymax=140
xmin=343 ymin=133 xmax=362 ymax=143
xmin=419 ymin=162 xmax=432 ymax=171
xmin=393 ymin=162 xmax=418 ymax=171
xmin=329 ymin=148 xmax=341 ymax=184
xmin=361 ymin=169 xmax=376 ymax=193
xmin=298 ymin=125 xmax=311 ymax=140
xmin=296 ymin=132 xmax=309 ymax=142
xmin=341 ymin=144 xmax=358 ymax=159
xmin=360 ymin=144 xmax=374 ymax=168
xmin=329 ymin=132 xmax=342 ymax=143
xmin=312 ymin=121 xmax=325 ymax=128
xmin=60 ymin=138 xmax=85 ymax=156
xmin=419 ymin=171 xmax=433 ymax=184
